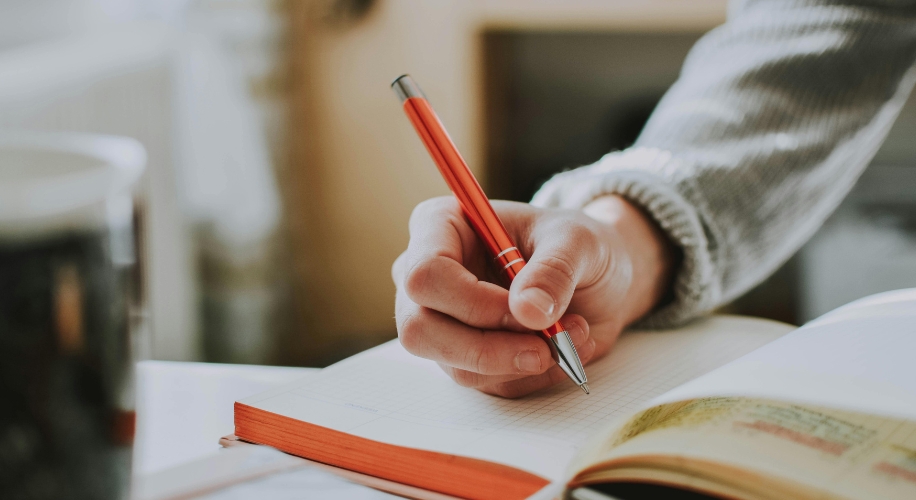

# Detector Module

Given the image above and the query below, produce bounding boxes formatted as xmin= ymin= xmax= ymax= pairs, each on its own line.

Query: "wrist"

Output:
xmin=582 ymin=195 xmax=677 ymax=325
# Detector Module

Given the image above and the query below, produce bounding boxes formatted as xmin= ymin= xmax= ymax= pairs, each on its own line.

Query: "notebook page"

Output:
xmin=240 ymin=316 xmax=791 ymax=481
xmin=653 ymin=288 xmax=916 ymax=421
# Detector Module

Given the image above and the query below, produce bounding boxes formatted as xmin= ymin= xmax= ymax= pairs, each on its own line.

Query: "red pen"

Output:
xmin=392 ymin=74 xmax=589 ymax=394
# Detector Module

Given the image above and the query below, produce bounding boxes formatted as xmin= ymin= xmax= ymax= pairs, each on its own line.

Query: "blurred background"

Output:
xmin=4 ymin=0 xmax=915 ymax=368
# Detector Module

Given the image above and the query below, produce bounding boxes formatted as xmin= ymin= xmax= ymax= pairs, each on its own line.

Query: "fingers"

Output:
xmin=441 ymin=316 xmax=598 ymax=397
xmin=479 ymin=366 xmax=573 ymax=398
xmin=441 ymin=363 xmax=570 ymax=396
xmin=405 ymin=197 xmax=477 ymax=265
xmin=397 ymin=197 xmax=524 ymax=330
xmin=479 ymin=328 xmax=601 ymax=398
xmin=403 ymin=255 xmax=524 ymax=330
xmin=396 ymin=285 xmax=553 ymax=376
xmin=393 ymin=197 xmax=610 ymax=398
xmin=509 ymin=221 xmax=605 ymax=330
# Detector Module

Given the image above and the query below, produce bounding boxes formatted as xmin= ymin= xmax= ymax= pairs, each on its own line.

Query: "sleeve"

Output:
xmin=531 ymin=0 xmax=916 ymax=327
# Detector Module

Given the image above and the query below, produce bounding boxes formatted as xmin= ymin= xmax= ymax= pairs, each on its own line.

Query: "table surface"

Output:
xmin=131 ymin=360 xmax=560 ymax=500
xmin=134 ymin=360 xmax=317 ymax=475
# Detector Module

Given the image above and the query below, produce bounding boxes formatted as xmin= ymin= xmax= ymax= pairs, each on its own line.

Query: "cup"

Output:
xmin=0 ymin=132 xmax=145 ymax=500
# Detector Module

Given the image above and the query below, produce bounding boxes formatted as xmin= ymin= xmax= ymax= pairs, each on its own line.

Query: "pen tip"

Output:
xmin=580 ymin=383 xmax=590 ymax=395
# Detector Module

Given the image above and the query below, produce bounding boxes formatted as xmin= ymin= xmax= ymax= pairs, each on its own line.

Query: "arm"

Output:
xmin=392 ymin=0 xmax=916 ymax=398
xmin=533 ymin=0 xmax=916 ymax=326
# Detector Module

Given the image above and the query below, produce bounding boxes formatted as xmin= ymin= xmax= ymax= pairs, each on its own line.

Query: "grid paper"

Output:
xmin=290 ymin=321 xmax=780 ymax=444
xmin=243 ymin=316 xmax=790 ymax=479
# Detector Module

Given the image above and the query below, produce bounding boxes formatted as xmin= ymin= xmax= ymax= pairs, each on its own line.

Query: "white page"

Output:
xmin=240 ymin=316 xmax=790 ymax=481
xmin=653 ymin=288 xmax=916 ymax=421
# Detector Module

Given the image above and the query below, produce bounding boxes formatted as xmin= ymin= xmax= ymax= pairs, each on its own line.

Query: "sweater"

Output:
xmin=531 ymin=0 xmax=916 ymax=327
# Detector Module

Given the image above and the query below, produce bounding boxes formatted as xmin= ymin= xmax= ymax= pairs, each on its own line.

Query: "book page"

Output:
xmin=651 ymin=288 xmax=916 ymax=421
xmin=575 ymin=397 xmax=916 ymax=500
xmin=240 ymin=316 xmax=791 ymax=481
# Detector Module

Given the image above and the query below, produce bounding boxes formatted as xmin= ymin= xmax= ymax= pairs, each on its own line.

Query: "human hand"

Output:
xmin=392 ymin=195 xmax=675 ymax=397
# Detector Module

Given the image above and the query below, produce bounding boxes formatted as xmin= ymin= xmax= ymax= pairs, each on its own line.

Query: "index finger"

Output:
xmin=400 ymin=198 xmax=519 ymax=330
xmin=405 ymin=197 xmax=478 ymax=264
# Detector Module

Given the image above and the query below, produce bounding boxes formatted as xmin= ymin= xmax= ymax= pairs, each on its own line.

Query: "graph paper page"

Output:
xmin=241 ymin=316 xmax=791 ymax=481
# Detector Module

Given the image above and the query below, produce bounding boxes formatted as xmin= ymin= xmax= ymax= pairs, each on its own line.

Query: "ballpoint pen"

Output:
xmin=392 ymin=74 xmax=589 ymax=394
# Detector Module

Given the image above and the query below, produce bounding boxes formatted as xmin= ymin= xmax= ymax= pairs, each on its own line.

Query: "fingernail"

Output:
xmin=520 ymin=288 xmax=555 ymax=318
xmin=569 ymin=322 xmax=588 ymax=344
xmin=501 ymin=313 xmax=524 ymax=330
xmin=515 ymin=350 xmax=542 ymax=374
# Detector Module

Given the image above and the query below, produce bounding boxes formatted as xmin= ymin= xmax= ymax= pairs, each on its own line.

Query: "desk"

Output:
xmin=134 ymin=360 xmax=317 ymax=475
xmin=131 ymin=361 xmax=558 ymax=500
xmin=132 ymin=361 xmax=407 ymax=499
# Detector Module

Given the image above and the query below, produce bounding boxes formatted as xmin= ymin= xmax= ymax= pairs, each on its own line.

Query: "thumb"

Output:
xmin=508 ymin=225 xmax=600 ymax=330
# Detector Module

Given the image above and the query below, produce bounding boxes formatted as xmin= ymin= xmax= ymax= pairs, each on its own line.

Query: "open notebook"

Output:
xmin=234 ymin=316 xmax=789 ymax=498
xmin=235 ymin=289 xmax=916 ymax=500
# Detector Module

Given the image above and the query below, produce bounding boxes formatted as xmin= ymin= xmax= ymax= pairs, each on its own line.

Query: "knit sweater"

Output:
xmin=531 ymin=0 xmax=916 ymax=327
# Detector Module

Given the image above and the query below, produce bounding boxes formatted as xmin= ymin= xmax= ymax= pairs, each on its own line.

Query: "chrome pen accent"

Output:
xmin=392 ymin=74 xmax=425 ymax=102
xmin=495 ymin=246 xmax=518 ymax=259
xmin=502 ymin=258 xmax=525 ymax=270
xmin=548 ymin=331 xmax=589 ymax=394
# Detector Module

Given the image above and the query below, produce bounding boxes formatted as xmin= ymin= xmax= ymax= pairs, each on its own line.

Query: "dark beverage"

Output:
xmin=0 ymin=134 xmax=144 ymax=500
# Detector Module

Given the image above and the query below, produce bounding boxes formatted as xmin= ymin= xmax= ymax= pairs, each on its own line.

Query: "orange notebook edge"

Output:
xmin=233 ymin=402 xmax=550 ymax=500
xmin=220 ymin=435 xmax=466 ymax=500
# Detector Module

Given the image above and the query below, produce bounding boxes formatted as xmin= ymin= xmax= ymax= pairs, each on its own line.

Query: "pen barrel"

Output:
xmin=401 ymin=96 xmax=516 ymax=262
xmin=397 ymin=80 xmax=564 ymax=340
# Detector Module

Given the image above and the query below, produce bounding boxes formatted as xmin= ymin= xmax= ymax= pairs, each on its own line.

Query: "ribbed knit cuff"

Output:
xmin=531 ymin=148 xmax=718 ymax=328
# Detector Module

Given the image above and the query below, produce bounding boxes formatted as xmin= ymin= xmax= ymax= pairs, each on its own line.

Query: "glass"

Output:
xmin=0 ymin=132 xmax=145 ymax=500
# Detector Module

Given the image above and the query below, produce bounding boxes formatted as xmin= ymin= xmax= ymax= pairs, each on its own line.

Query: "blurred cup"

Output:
xmin=0 ymin=132 xmax=145 ymax=500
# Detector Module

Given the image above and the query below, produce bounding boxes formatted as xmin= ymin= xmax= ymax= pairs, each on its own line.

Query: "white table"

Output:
xmin=130 ymin=361 xmax=558 ymax=500
xmin=133 ymin=361 xmax=317 ymax=475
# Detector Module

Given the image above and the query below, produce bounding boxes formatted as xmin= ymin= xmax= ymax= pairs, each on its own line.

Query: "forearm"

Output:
xmin=534 ymin=0 xmax=916 ymax=325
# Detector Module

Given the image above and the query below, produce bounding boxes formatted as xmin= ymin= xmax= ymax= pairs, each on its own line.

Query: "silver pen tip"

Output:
xmin=580 ymin=383 xmax=590 ymax=395
xmin=547 ymin=331 xmax=588 ymax=389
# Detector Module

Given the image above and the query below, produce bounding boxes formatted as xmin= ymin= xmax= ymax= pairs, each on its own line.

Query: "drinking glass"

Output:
xmin=0 ymin=132 xmax=146 ymax=500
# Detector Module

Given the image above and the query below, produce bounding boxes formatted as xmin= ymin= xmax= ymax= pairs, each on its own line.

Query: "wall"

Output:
xmin=283 ymin=0 xmax=727 ymax=365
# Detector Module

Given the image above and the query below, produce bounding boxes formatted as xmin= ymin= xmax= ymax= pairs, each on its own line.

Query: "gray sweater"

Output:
xmin=531 ymin=0 xmax=916 ymax=327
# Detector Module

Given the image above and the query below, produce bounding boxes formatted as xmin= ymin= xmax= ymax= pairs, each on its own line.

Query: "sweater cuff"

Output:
xmin=530 ymin=148 xmax=718 ymax=327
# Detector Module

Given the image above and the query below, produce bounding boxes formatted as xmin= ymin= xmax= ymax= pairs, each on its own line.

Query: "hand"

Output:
xmin=392 ymin=195 xmax=675 ymax=397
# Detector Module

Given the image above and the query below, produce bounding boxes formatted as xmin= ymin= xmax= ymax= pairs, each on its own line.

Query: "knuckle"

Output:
xmin=533 ymin=254 xmax=577 ymax=289
xmin=391 ymin=251 xmax=407 ymax=285
xmin=410 ymin=198 xmax=436 ymax=219
xmin=403 ymin=257 xmax=435 ymax=300
xmin=450 ymin=368 xmax=482 ymax=388
xmin=469 ymin=338 xmax=498 ymax=375
xmin=489 ymin=383 xmax=524 ymax=399
xmin=565 ymin=220 xmax=593 ymax=242
xmin=397 ymin=309 xmax=426 ymax=354
xmin=462 ymin=294 xmax=489 ymax=326
xmin=410 ymin=197 xmax=455 ymax=225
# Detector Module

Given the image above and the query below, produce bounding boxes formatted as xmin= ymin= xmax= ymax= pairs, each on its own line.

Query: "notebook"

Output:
xmin=234 ymin=289 xmax=916 ymax=500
